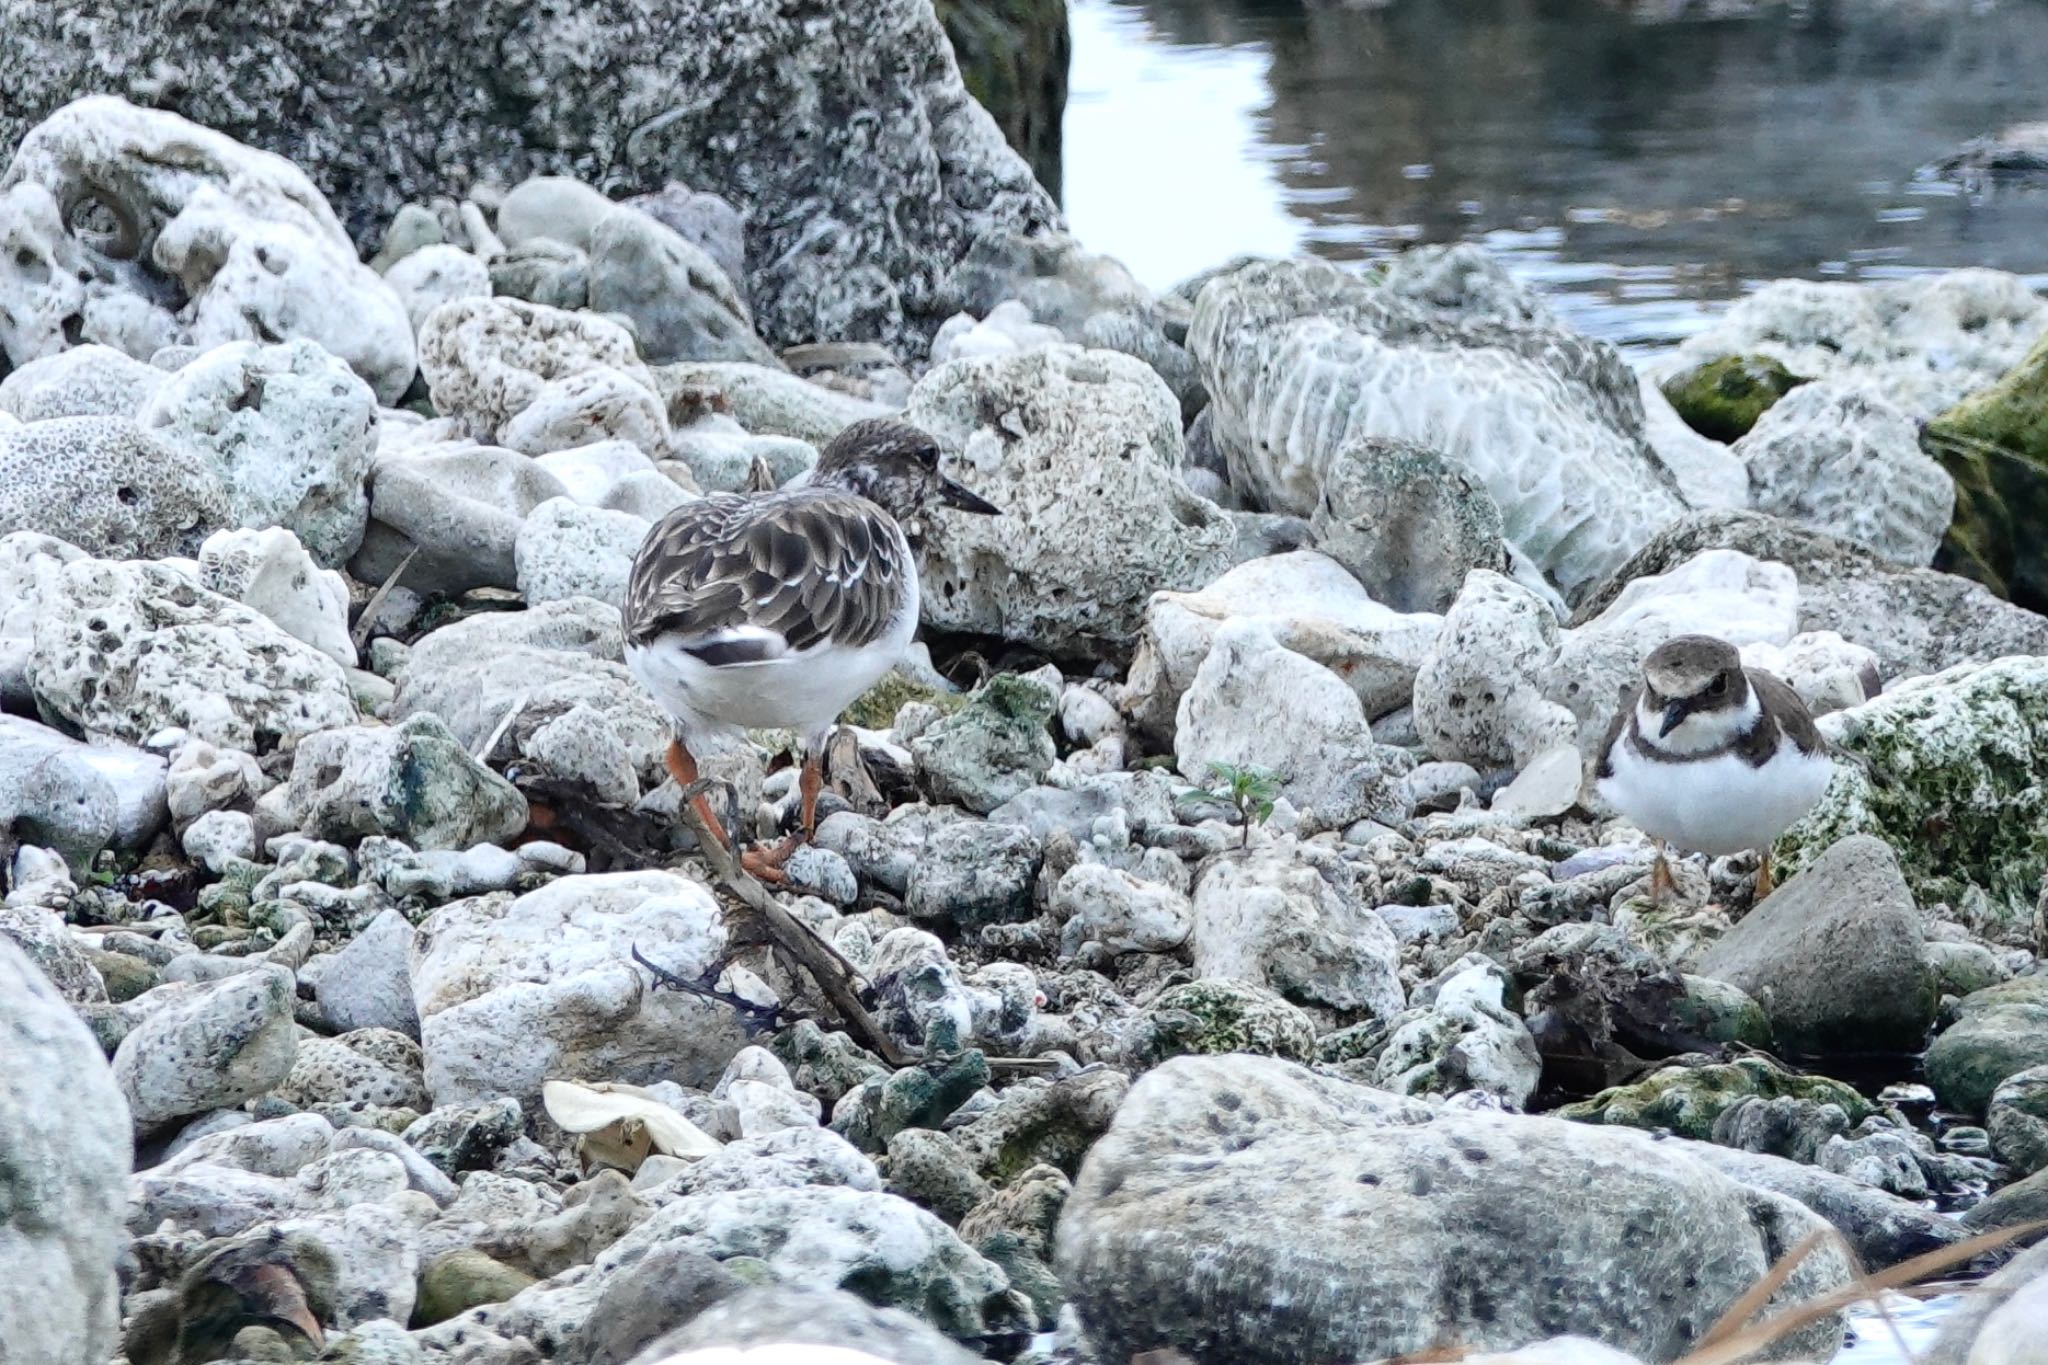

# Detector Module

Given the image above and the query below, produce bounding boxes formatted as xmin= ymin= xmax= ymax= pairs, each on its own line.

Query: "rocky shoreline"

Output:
xmin=3 ymin=3 xmax=2048 ymax=1364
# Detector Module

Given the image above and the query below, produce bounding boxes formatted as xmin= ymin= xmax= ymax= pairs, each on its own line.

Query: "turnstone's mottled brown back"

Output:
xmin=623 ymin=488 xmax=912 ymax=659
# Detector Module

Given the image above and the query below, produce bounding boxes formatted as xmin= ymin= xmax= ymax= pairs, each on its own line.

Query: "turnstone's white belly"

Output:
xmin=628 ymin=592 xmax=917 ymax=741
xmin=1597 ymin=738 xmax=1833 ymax=856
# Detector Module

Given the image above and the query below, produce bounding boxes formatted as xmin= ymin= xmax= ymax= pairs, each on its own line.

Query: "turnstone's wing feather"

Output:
xmin=1595 ymin=683 xmax=1644 ymax=780
xmin=1744 ymin=669 xmax=1825 ymax=759
xmin=623 ymin=490 xmax=910 ymax=660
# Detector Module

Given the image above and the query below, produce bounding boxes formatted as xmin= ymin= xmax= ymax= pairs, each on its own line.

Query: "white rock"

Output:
xmin=929 ymin=300 xmax=1064 ymax=363
xmin=0 ymin=531 xmax=81 ymax=709
xmin=1734 ymin=379 xmax=1956 ymax=567
xmin=501 ymin=367 xmax=673 ymax=457
xmin=1489 ymin=745 xmax=1585 ymax=823
xmin=1053 ymin=862 xmax=1193 ymax=956
xmin=353 ymin=440 xmax=571 ymax=595
xmin=1374 ymin=958 xmax=1542 ymax=1107
xmin=27 ymin=556 xmax=357 ymax=751
xmin=1413 ymin=570 xmax=1577 ymax=768
xmin=279 ymin=713 xmax=527 ymax=850
xmin=0 ymin=712 xmax=167 ymax=854
xmin=140 ymin=339 xmax=380 ymax=566
xmin=904 ymin=344 xmax=1238 ymax=655
xmin=0 ymin=343 xmax=166 ymax=420
xmin=1740 ymin=631 xmax=1882 ymax=717
xmin=523 ymin=702 xmax=643 ymax=805
xmin=412 ymin=871 xmax=749 ymax=1103
xmin=112 ymin=964 xmax=298 ymax=1131
xmin=383 ymin=244 xmax=492 ymax=335
xmin=1190 ymin=837 xmax=1405 ymax=1019
xmin=535 ymin=438 xmax=662 ymax=506
xmin=0 ymin=415 xmax=232 ymax=561
xmin=0 ymin=181 xmax=177 ymax=366
xmin=198 ymin=526 xmax=357 ymax=666
xmin=1126 ymin=550 xmax=1441 ymax=739
xmin=165 ymin=738 xmax=270 ymax=827
xmin=1175 ymin=620 xmax=1395 ymax=832
xmin=515 ymin=497 xmax=651 ymax=608
xmin=181 ymin=808 xmax=258 ymax=872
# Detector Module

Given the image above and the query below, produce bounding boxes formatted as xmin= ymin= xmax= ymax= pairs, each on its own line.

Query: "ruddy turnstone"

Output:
xmin=1595 ymin=634 xmax=1834 ymax=901
xmin=623 ymin=416 xmax=997 ymax=875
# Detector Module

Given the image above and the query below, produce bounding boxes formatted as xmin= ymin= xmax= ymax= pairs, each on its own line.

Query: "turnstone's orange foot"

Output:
xmin=624 ymin=419 xmax=998 ymax=878
xmin=1595 ymin=635 xmax=1833 ymax=896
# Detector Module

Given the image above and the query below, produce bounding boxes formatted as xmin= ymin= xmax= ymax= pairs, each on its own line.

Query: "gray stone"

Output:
xmin=625 ymin=182 xmax=749 ymax=295
xmin=489 ymin=237 xmax=590 ymax=311
xmin=311 ymin=908 xmax=420 ymax=1039
xmin=112 ymin=964 xmax=298 ymax=1132
xmin=911 ymin=674 xmax=1056 ymax=814
xmin=353 ymin=442 xmax=571 ymax=595
xmin=514 ymin=497 xmax=651 ymax=609
xmin=0 ymin=415 xmax=230 ymax=559
xmin=0 ymin=937 xmax=132 ymax=1364
xmin=587 ymin=206 xmax=776 ymax=366
xmin=1677 ymin=1142 xmax=1966 ymax=1270
xmin=902 ymin=821 xmax=1043 ymax=932
xmin=280 ymin=713 xmax=527 ymax=850
xmin=1926 ymin=977 xmax=2048 ymax=1118
xmin=1310 ymin=436 xmax=1507 ymax=613
xmin=383 ymin=244 xmax=491 ymax=334
xmin=1057 ymin=1054 xmax=1848 ymax=1364
xmin=0 ymin=713 xmax=167 ymax=858
xmin=1696 ymin=835 xmax=1936 ymax=1056
xmin=1925 ymin=1239 xmax=2048 ymax=1365
xmin=1989 ymin=1065 xmax=2048 ymax=1176
xmin=626 ymin=1285 xmax=981 ymax=1365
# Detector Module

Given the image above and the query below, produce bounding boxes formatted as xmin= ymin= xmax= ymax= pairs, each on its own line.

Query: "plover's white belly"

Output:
xmin=1597 ymin=739 xmax=1834 ymax=856
xmin=628 ymin=608 xmax=915 ymax=741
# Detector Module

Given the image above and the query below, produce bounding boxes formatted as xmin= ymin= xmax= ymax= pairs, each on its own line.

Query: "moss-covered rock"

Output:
xmin=1670 ymin=975 xmax=1775 ymax=1050
xmin=1559 ymin=1056 xmax=1873 ymax=1141
xmin=1660 ymin=354 xmax=1808 ymax=443
xmin=831 ymin=1048 xmax=991 ymax=1152
xmin=909 ymin=672 xmax=1057 ymax=814
xmin=1923 ymin=329 xmax=2048 ymax=610
xmin=1774 ymin=656 xmax=2048 ymax=944
xmin=413 ymin=1249 xmax=535 ymax=1327
xmin=1148 ymin=978 xmax=1319 ymax=1066
xmin=935 ymin=0 xmax=1069 ymax=198
xmin=85 ymin=948 xmax=157 ymax=1003
xmin=840 ymin=669 xmax=965 ymax=731
xmin=1925 ymin=977 xmax=2048 ymax=1118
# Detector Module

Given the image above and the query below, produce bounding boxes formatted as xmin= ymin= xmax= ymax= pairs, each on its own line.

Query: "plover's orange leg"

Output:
xmin=666 ymin=738 xmax=735 ymax=852
xmin=1755 ymin=847 xmax=1776 ymax=900
xmin=1649 ymin=839 xmax=1676 ymax=907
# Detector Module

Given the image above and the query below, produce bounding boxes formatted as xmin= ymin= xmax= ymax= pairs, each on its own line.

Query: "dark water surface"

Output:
xmin=1064 ymin=0 xmax=2048 ymax=353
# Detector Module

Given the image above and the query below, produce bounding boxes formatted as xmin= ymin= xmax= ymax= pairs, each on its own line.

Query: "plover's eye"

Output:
xmin=1708 ymin=674 xmax=1729 ymax=697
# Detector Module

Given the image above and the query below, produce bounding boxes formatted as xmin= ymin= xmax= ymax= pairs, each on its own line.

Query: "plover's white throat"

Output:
xmin=623 ymin=416 xmax=998 ymax=877
xmin=1595 ymin=634 xmax=1834 ymax=901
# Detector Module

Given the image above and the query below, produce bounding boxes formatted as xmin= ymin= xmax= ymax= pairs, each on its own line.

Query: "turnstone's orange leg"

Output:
xmin=738 ymin=754 xmax=825 ymax=883
xmin=666 ymin=738 xmax=736 ymax=852
xmin=797 ymin=754 xmax=824 ymax=838
xmin=1755 ymin=848 xmax=1776 ymax=900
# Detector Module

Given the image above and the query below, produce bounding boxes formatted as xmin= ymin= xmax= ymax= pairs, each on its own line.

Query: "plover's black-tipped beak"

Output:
xmin=939 ymin=477 xmax=1001 ymax=515
xmin=1659 ymin=698 xmax=1689 ymax=738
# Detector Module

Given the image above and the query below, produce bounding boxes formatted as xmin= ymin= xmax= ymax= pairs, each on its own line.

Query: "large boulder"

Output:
xmin=1922 ymin=326 xmax=2048 ymax=611
xmin=1188 ymin=255 xmax=1700 ymax=599
xmin=27 ymin=556 xmax=358 ymax=752
xmin=1696 ymin=836 xmax=1936 ymax=1056
xmin=903 ymin=344 xmax=1237 ymax=656
xmin=1776 ymin=656 xmax=2048 ymax=945
xmin=1925 ymin=977 xmax=2048 ymax=1118
xmin=0 ymin=938 xmax=133 ymax=1364
xmin=0 ymin=2 xmax=1058 ymax=359
xmin=0 ymin=97 xmax=415 ymax=400
xmin=412 ymin=871 xmax=749 ymax=1103
xmin=1055 ymin=1054 xmax=1849 ymax=1364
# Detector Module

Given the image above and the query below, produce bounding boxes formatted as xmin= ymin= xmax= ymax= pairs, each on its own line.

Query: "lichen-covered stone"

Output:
xmin=1775 ymin=657 xmax=2048 ymax=942
xmin=1560 ymin=1057 xmax=1874 ymax=1142
xmin=0 ymin=416 xmax=230 ymax=560
xmin=1922 ymin=326 xmax=2048 ymax=610
xmin=910 ymin=673 xmax=1056 ymax=814
xmin=112 ymin=964 xmax=298 ymax=1132
xmin=1308 ymin=436 xmax=1506 ymax=614
xmin=418 ymin=296 xmax=664 ymax=453
xmin=1146 ymin=979 xmax=1319 ymax=1066
xmin=1659 ymin=354 xmax=1808 ymax=444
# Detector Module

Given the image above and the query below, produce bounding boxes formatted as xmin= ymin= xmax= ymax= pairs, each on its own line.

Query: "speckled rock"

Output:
xmin=1190 ymin=838 xmax=1403 ymax=1019
xmin=1057 ymin=1054 xmax=1850 ymax=1365
xmin=278 ymin=713 xmax=525 ymax=850
xmin=628 ymin=1284 xmax=981 ymax=1365
xmin=139 ymin=339 xmax=380 ymax=565
xmin=514 ymin=497 xmax=651 ymax=609
xmin=0 ymin=415 xmax=230 ymax=559
xmin=1144 ymin=979 xmax=1319 ymax=1067
xmin=1733 ymin=379 xmax=1954 ymax=567
xmin=0 ymin=97 xmax=416 ymax=400
xmin=1053 ymin=863 xmax=1192 ymax=956
xmin=198 ymin=525 xmax=356 ymax=667
xmin=910 ymin=674 xmax=1056 ymax=814
xmin=418 ymin=295 xmax=665 ymax=452
xmin=278 ymin=1029 xmax=431 ymax=1112
xmin=112 ymin=963 xmax=297 ymax=1132
xmin=0 ymin=343 xmax=166 ymax=420
xmin=1561 ymin=1057 xmax=1874 ymax=1145
xmin=1368 ymin=958 xmax=1540 ymax=1107
xmin=1988 ymin=1066 xmax=2048 ymax=1176
xmin=412 ymin=871 xmax=747 ymax=1103
xmin=27 ymin=556 xmax=358 ymax=752
xmin=587 ymin=206 xmax=775 ymax=366
xmin=0 ymin=936 xmax=132 ymax=1364
xmin=1309 ymin=436 xmax=1507 ymax=613
xmin=903 ymin=344 xmax=1237 ymax=656
xmin=1413 ymin=569 xmax=1577 ymax=768
xmin=1776 ymin=656 xmax=2048 ymax=943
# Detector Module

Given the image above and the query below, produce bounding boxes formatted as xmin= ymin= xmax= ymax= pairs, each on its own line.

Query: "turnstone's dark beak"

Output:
xmin=1658 ymin=698 xmax=1690 ymax=738
xmin=938 ymin=477 xmax=1001 ymax=515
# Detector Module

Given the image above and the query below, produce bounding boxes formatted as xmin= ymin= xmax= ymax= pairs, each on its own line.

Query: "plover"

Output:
xmin=1595 ymin=634 xmax=1834 ymax=901
xmin=623 ymin=417 xmax=997 ymax=876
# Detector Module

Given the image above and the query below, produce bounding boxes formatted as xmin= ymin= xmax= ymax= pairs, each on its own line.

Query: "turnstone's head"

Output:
xmin=1641 ymin=634 xmax=1749 ymax=740
xmin=810 ymin=417 xmax=999 ymax=540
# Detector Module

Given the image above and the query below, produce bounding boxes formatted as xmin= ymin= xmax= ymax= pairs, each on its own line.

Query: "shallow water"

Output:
xmin=1064 ymin=0 xmax=2048 ymax=355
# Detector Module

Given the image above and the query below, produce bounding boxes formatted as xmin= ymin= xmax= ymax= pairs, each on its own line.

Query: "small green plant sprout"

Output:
xmin=1206 ymin=762 xmax=1280 ymax=848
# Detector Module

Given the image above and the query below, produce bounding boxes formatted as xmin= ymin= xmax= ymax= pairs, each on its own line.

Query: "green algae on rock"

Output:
xmin=1925 ymin=976 xmax=2048 ymax=1118
xmin=1774 ymin=656 xmax=2048 ymax=945
xmin=1559 ymin=1056 xmax=1874 ymax=1142
xmin=841 ymin=668 xmax=965 ymax=731
xmin=935 ymin=0 xmax=1069 ymax=199
xmin=1923 ymin=329 xmax=2048 ymax=611
xmin=1660 ymin=354 xmax=1808 ymax=444
xmin=1146 ymin=978 xmax=1319 ymax=1067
